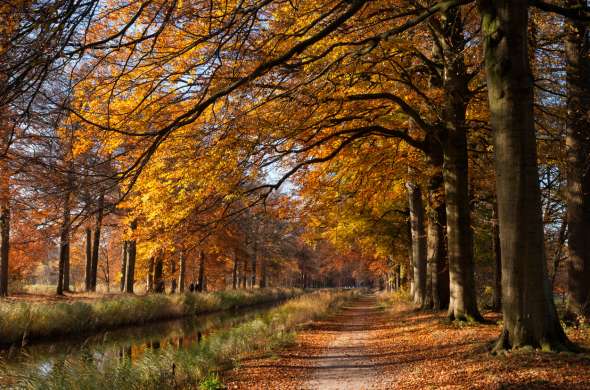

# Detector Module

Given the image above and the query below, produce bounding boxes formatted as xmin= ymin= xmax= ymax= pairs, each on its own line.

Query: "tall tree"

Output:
xmin=407 ymin=181 xmax=427 ymax=307
xmin=120 ymin=241 xmax=127 ymax=292
xmin=123 ymin=220 xmax=137 ymax=293
xmin=0 ymin=160 xmax=9 ymax=297
xmin=480 ymin=0 xmax=571 ymax=351
xmin=564 ymin=0 xmax=590 ymax=322
xmin=85 ymin=227 xmax=92 ymax=291
xmin=197 ymin=251 xmax=205 ymax=292
xmin=90 ymin=193 xmax=104 ymax=291
xmin=56 ymin=178 xmax=72 ymax=295
xmin=178 ymin=249 xmax=186 ymax=293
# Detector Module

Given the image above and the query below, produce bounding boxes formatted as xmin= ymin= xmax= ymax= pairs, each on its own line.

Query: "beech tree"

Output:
xmin=563 ymin=0 xmax=590 ymax=321
xmin=480 ymin=0 xmax=571 ymax=351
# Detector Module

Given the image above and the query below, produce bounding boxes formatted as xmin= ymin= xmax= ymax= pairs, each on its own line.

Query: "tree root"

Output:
xmin=491 ymin=328 xmax=581 ymax=355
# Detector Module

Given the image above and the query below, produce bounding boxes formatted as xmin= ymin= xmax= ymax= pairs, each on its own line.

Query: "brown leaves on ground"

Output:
xmin=224 ymin=295 xmax=590 ymax=389
xmin=3 ymin=291 xmax=131 ymax=303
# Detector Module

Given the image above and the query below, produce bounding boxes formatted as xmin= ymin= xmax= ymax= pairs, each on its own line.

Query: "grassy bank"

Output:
xmin=0 ymin=288 xmax=302 ymax=346
xmin=2 ymin=289 xmax=357 ymax=389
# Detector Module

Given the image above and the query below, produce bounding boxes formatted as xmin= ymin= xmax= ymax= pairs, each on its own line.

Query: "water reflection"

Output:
xmin=0 ymin=303 xmax=276 ymax=377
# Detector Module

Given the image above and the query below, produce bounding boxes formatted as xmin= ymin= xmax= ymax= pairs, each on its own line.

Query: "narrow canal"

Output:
xmin=0 ymin=302 xmax=280 ymax=380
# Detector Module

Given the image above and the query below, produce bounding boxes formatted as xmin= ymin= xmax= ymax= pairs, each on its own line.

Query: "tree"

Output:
xmin=564 ymin=0 xmax=590 ymax=322
xmin=123 ymin=220 xmax=137 ymax=293
xmin=479 ymin=0 xmax=571 ymax=351
xmin=406 ymin=181 xmax=427 ymax=307
xmin=197 ymin=251 xmax=206 ymax=292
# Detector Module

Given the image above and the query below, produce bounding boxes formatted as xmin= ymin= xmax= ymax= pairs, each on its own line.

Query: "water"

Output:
xmin=0 ymin=302 xmax=279 ymax=379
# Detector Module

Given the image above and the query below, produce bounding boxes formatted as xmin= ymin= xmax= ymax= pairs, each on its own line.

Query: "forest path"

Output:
xmin=224 ymin=293 xmax=590 ymax=389
xmin=302 ymin=294 xmax=393 ymax=389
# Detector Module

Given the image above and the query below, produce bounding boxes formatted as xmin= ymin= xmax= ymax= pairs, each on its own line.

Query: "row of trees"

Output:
xmin=0 ymin=0 xmax=589 ymax=353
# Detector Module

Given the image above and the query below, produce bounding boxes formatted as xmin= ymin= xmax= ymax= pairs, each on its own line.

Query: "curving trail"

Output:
xmin=225 ymin=293 xmax=590 ymax=389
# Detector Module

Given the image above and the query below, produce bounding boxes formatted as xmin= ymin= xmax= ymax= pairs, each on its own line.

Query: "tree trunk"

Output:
xmin=564 ymin=0 xmax=590 ymax=321
xmin=480 ymin=0 xmax=571 ymax=351
xmin=442 ymin=131 xmax=481 ymax=320
xmin=241 ymin=254 xmax=247 ymax=289
xmin=178 ymin=249 xmax=186 ymax=293
xmin=406 ymin=181 xmax=427 ymax=307
xmin=57 ymin=188 xmax=71 ymax=295
xmin=425 ymin=146 xmax=450 ymax=310
xmin=90 ymin=193 xmax=104 ymax=291
xmin=147 ymin=256 xmax=155 ymax=292
xmin=85 ymin=227 xmax=92 ymax=291
xmin=406 ymin=214 xmax=414 ymax=297
xmin=197 ymin=251 xmax=205 ymax=292
xmin=251 ymin=239 xmax=257 ymax=288
xmin=103 ymin=251 xmax=110 ymax=292
xmin=434 ymin=7 xmax=481 ymax=321
xmin=492 ymin=203 xmax=502 ymax=311
xmin=120 ymin=241 xmax=128 ymax=292
xmin=123 ymin=219 xmax=137 ymax=293
xmin=154 ymin=254 xmax=164 ymax=293
xmin=0 ymin=182 xmax=9 ymax=297
xmin=260 ymin=257 xmax=267 ymax=288
xmin=232 ymin=255 xmax=238 ymax=289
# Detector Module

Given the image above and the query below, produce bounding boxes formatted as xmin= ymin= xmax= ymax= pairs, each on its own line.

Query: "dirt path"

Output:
xmin=225 ymin=294 xmax=590 ymax=389
xmin=304 ymin=294 xmax=392 ymax=389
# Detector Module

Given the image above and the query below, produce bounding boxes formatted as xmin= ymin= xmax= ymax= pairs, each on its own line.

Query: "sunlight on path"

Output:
xmin=303 ymin=295 xmax=392 ymax=389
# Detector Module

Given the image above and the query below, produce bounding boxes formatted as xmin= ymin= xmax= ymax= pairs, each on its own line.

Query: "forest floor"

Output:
xmin=4 ymin=291 xmax=124 ymax=303
xmin=224 ymin=293 xmax=590 ymax=389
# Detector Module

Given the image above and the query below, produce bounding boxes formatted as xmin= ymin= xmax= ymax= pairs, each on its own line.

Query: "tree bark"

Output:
xmin=251 ymin=238 xmax=257 ymax=288
xmin=147 ymin=256 xmax=155 ymax=293
xmin=442 ymin=120 xmax=481 ymax=321
xmin=57 ymin=187 xmax=71 ymax=295
xmin=232 ymin=254 xmax=238 ymax=289
xmin=425 ymin=146 xmax=450 ymax=310
xmin=178 ymin=249 xmax=186 ymax=293
xmin=85 ymin=227 xmax=92 ymax=291
xmin=120 ymin=241 xmax=128 ymax=292
xmin=492 ymin=203 xmax=502 ymax=311
xmin=0 ymin=178 xmax=9 ymax=297
xmin=406 ymin=215 xmax=414 ymax=297
xmin=154 ymin=254 xmax=164 ymax=293
xmin=260 ymin=257 xmax=267 ymax=288
xmin=480 ymin=0 xmax=571 ymax=351
xmin=197 ymin=251 xmax=205 ymax=292
xmin=564 ymin=0 xmax=590 ymax=321
xmin=123 ymin=219 xmax=137 ymax=293
xmin=90 ymin=193 xmax=104 ymax=291
xmin=406 ymin=181 xmax=427 ymax=307
xmin=434 ymin=7 xmax=481 ymax=321
xmin=241 ymin=253 xmax=247 ymax=289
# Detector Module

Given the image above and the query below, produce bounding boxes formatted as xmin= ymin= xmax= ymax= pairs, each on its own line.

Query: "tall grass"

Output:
xmin=0 ymin=288 xmax=302 ymax=346
xmin=2 ymin=290 xmax=357 ymax=389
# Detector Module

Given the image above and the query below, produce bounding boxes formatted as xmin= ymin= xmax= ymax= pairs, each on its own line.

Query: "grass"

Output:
xmin=375 ymin=289 xmax=411 ymax=308
xmin=0 ymin=288 xmax=302 ymax=346
xmin=1 ymin=289 xmax=357 ymax=389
